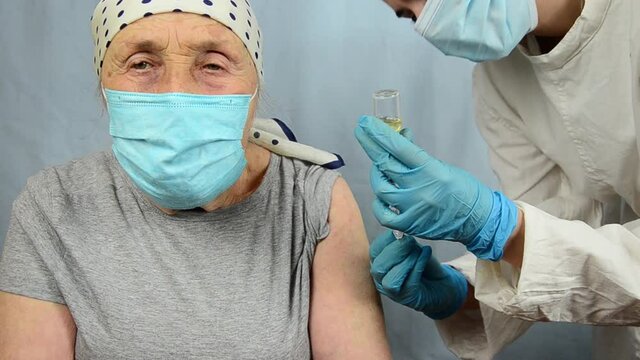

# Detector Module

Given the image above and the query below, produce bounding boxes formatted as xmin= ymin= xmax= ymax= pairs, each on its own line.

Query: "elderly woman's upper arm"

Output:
xmin=0 ymin=291 xmax=76 ymax=359
xmin=309 ymin=178 xmax=392 ymax=360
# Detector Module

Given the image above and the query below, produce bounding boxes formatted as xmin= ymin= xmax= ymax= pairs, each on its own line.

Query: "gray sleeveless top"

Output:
xmin=0 ymin=151 xmax=339 ymax=359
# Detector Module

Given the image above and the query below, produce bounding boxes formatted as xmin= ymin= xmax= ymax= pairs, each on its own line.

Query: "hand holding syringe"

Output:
xmin=373 ymin=90 xmax=404 ymax=240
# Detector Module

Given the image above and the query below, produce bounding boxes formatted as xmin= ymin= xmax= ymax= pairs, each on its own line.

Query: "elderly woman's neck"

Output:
xmin=159 ymin=143 xmax=271 ymax=215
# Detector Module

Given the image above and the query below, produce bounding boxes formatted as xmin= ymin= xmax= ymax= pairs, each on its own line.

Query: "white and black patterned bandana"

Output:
xmin=90 ymin=0 xmax=263 ymax=79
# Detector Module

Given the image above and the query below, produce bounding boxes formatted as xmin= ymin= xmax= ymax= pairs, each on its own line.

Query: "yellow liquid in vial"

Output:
xmin=380 ymin=117 xmax=403 ymax=132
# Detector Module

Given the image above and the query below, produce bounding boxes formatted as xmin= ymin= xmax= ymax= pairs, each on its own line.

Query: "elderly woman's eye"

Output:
xmin=132 ymin=61 xmax=152 ymax=70
xmin=204 ymin=63 xmax=222 ymax=71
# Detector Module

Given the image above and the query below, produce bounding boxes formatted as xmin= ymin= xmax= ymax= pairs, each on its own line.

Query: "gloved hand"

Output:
xmin=355 ymin=115 xmax=519 ymax=261
xmin=370 ymin=231 xmax=468 ymax=320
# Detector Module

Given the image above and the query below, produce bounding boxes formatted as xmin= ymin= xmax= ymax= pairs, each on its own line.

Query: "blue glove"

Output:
xmin=370 ymin=231 xmax=468 ymax=320
xmin=355 ymin=115 xmax=519 ymax=261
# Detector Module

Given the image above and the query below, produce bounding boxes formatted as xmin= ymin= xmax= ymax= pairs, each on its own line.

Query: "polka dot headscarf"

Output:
xmin=90 ymin=0 xmax=263 ymax=80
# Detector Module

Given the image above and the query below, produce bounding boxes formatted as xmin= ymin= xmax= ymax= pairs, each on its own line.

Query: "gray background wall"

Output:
xmin=0 ymin=0 xmax=591 ymax=358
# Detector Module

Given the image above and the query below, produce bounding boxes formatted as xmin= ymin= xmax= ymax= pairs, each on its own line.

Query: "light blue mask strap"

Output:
xmin=414 ymin=0 xmax=445 ymax=36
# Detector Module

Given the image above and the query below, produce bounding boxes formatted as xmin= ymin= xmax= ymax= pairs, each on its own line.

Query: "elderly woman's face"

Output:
xmin=101 ymin=13 xmax=258 ymax=96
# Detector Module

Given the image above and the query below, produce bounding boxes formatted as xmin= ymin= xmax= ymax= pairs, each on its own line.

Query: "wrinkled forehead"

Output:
xmin=109 ymin=14 xmax=247 ymax=57
xmin=91 ymin=0 xmax=263 ymax=79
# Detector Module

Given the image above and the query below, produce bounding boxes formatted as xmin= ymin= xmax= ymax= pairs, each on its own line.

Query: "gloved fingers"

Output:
xmin=374 ymin=159 xmax=432 ymax=189
xmin=358 ymin=123 xmax=436 ymax=189
xmin=355 ymin=123 xmax=395 ymax=167
xmin=357 ymin=116 xmax=431 ymax=168
xmin=372 ymin=198 xmax=403 ymax=231
xmin=371 ymin=166 xmax=437 ymax=214
xmin=371 ymin=152 xmax=409 ymax=175
xmin=370 ymin=231 xmax=397 ymax=261
xmin=364 ymin=145 xmax=445 ymax=190
xmin=421 ymin=248 xmax=449 ymax=280
xmin=370 ymin=166 xmax=397 ymax=194
xmin=380 ymin=250 xmax=420 ymax=295
xmin=371 ymin=235 xmax=418 ymax=284
xmin=400 ymin=127 xmax=415 ymax=142
xmin=370 ymin=166 xmax=408 ymax=207
xmin=405 ymin=245 xmax=433 ymax=286
xmin=441 ymin=265 xmax=469 ymax=298
xmin=355 ymin=124 xmax=415 ymax=180
xmin=373 ymin=199 xmax=428 ymax=235
xmin=389 ymin=205 xmax=461 ymax=240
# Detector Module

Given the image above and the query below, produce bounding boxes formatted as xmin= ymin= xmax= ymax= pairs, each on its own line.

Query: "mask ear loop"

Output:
xmin=249 ymin=86 xmax=259 ymax=101
xmin=101 ymin=86 xmax=110 ymax=112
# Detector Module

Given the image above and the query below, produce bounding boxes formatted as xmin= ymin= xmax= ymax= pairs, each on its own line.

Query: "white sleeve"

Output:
xmin=436 ymin=254 xmax=534 ymax=360
xmin=432 ymin=67 xmax=610 ymax=358
xmin=472 ymin=70 xmax=640 ymax=326
xmin=475 ymin=202 xmax=640 ymax=326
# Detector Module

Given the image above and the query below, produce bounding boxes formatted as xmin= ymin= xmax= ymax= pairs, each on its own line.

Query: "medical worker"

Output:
xmin=355 ymin=0 xmax=640 ymax=358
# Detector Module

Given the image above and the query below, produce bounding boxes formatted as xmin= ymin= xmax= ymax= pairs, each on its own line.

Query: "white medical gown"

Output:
xmin=436 ymin=0 xmax=640 ymax=358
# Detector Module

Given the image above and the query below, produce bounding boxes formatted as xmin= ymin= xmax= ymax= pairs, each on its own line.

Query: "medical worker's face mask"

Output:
xmin=104 ymin=88 xmax=256 ymax=210
xmin=414 ymin=0 xmax=539 ymax=62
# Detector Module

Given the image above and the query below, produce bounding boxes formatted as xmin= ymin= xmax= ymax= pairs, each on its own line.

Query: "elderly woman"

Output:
xmin=0 ymin=1 xmax=391 ymax=359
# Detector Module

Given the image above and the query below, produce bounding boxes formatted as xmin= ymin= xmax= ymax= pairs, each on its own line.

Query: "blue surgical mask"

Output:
xmin=414 ymin=0 xmax=538 ymax=62
xmin=105 ymin=89 xmax=254 ymax=210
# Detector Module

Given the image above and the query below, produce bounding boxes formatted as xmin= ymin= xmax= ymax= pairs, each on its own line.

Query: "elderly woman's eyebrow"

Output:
xmin=122 ymin=38 xmax=235 ymax=55
xmin=187 ymin=39 xmax=235 ymax=53
xmin=122 ymin=40 xmax=166 ymax=53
